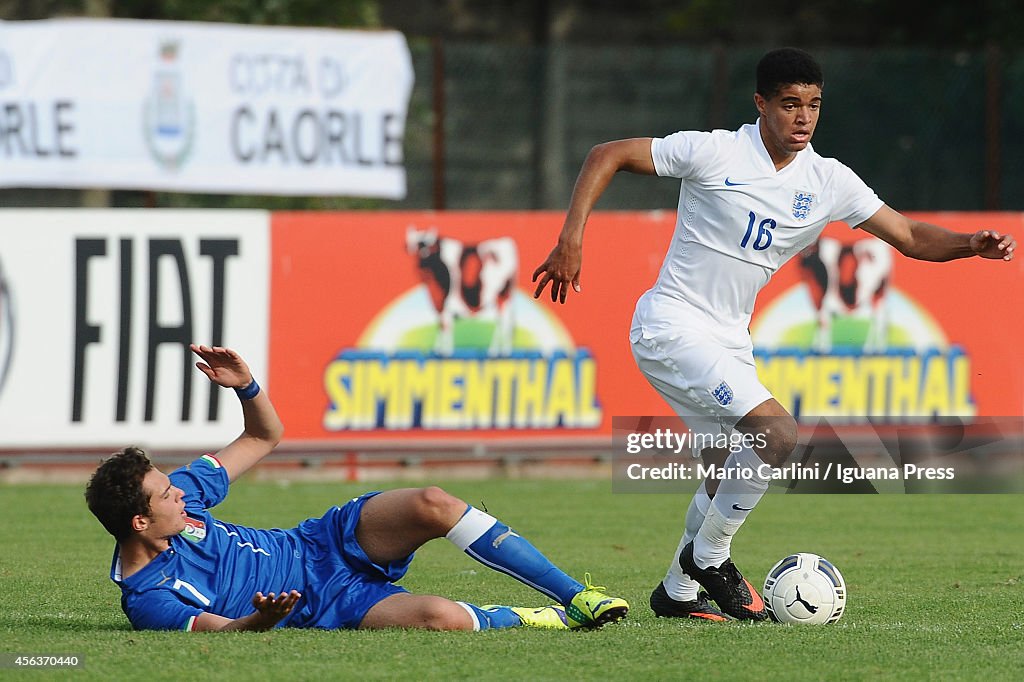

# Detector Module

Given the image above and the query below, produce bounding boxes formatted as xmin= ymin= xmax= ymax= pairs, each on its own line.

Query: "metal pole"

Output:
xmin=708 ymin=43 xmax=729 ymax=129
xmin=984 ymin=44 xmax=1002 ymax=211
xmin=432 ymin=36 xmax=446 ymax=211
xmin=81 ymin=0 xmax=113 ymax=208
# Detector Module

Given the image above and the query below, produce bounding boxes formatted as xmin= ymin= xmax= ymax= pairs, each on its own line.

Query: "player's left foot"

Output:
xmin=565 ymin=573 xmax=630 ymax=628
xmin=506 ymin=605 xmax=570 ymax=629
xmin=649 ymin=582 xmax=729 ymax=622
xmin=679 ymin=542 xmax=767 ymax=622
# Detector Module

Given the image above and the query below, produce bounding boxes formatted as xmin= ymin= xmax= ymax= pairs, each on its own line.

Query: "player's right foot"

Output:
xmin=679 ymin=542 xmax=767 ymax=621
xmin=649 ymin=582 xmax=729 ymax=622
xmin=565 ymin=573 xmax=630 ymax=628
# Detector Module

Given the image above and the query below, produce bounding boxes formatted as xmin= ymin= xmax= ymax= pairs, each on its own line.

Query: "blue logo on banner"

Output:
xmin=143 ymin=39 xmax=196 ymax=171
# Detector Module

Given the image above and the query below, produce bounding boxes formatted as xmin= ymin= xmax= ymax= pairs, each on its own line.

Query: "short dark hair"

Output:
xmin=85 ymin=447 xmax=154 ymax=541
xmin=756 ymin=48 xmax=824 ymax=98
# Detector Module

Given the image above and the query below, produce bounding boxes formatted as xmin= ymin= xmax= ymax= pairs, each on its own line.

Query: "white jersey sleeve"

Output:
xmin=651 ymin=131 xmax=722 ymax=180
xmin=829 ymin=162 xmax=884 ymax=228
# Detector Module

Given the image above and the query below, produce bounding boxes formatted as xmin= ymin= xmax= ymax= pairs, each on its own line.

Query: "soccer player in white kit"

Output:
xmin=532 ymin=48 xmax=1015 ymax=621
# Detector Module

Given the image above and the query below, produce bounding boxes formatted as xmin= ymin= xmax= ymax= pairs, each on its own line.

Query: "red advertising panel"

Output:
xmin=269 ymin=212 xmax=1023 ymax=444
xmin=750 ymin=213 xmax=1024 ymax=418
xmin=269 ymin=211 xmax=672 ymax=442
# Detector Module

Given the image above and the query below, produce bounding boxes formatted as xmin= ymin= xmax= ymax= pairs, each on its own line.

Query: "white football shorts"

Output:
xmin=630 ymin=325 xmax=772 ymax=458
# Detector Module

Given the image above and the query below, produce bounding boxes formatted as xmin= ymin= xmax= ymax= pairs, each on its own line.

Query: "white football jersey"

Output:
xmin=636 ymin=120 xmax=883 ymax=345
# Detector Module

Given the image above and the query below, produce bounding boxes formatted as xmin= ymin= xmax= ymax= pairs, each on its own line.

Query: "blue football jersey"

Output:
xmin=111 ymin=455 xmax=307 ymax=631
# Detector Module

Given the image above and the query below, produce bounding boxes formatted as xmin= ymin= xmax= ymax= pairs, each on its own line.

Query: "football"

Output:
xmin=763 ymin=553 xmax=846 ymax=624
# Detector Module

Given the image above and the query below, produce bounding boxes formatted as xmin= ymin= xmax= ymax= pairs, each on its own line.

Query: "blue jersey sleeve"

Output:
xmin=170 ymin=454 xmax=230 ymax=511
xmin=123 ymin=587 xmax=204 ymax=631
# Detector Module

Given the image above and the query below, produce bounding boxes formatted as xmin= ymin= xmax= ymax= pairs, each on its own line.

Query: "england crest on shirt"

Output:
xmin=792 ymin=191 xmax=817 ymax=220
xmin=711 ymin=381 xmax=734 ymax=406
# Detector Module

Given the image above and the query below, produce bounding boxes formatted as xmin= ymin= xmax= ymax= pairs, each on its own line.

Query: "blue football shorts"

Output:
xmin=293 ymin=491 xmax=413 ymax=629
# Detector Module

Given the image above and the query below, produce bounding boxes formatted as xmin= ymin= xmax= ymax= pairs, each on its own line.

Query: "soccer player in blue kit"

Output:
xmin=85 ymin=344 xmax=628 ymax=632
xmin=532 ymin=48 xmax=1015 ymax=622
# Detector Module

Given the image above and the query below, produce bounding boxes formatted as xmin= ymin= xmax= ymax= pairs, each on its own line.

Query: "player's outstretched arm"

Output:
xmin=190 ymin=590 xmax=302 ymax=632
xmin=191 ymin=343 xmax=285 ymax=482
xmin=532 ymin=138 xmax=657 ymax=303
xmin=858 ymin=205 xmax=1016 ymax=262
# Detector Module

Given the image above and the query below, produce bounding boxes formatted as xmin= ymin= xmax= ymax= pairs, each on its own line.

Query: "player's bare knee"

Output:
xmin=414 ymin=486 xmax=466 ymax=530
xmin=759 ymin=416 xmax=798 ymax=467
xmin=419 ymin=599 xmax=470 ymax=631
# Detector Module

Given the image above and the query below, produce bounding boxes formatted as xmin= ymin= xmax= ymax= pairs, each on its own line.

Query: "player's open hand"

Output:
xmin=532 ymin=242 xmax=582 ymax=304
xmin=251 ymin=590 xmax=302 ymax=627
xmin=191 ymin=344 xmax=253 ymax=389
xmin=970 ymin=230 xmax=1015 ymax=261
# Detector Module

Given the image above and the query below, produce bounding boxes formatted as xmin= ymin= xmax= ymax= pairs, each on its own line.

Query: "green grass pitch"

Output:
xmin=2 ymin=478 xmax=1022 ymax=680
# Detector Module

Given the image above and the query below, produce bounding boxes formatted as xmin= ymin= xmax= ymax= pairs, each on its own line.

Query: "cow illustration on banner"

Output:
xmin=405 ymin=227 xmax=517 ymax=357
xmin=751 ymin=225 xmax=974 ymax=419
xmin=305 ymin=220 xmax=603 ymax=433
xmin=799 ymin=235 xmax=893 ymax=354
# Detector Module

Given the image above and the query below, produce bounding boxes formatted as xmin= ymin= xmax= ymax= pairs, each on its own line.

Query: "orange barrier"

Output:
xmin=269 ymin=212 xmax=1024 ymax=443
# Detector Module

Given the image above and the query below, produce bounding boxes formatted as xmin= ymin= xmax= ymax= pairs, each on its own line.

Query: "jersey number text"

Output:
xmin=741 ymin=211 xmax=776 ymax=251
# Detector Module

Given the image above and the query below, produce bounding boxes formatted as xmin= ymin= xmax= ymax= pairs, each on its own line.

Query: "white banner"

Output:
xmin=0 ymin=210 xmax=270 ymax=449
xmin=0 ymin=19 xmax=413 ymax=197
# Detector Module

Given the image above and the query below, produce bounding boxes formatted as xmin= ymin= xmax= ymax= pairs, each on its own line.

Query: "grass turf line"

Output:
xmin=1 ymin=479 xmax=1022 ymax=681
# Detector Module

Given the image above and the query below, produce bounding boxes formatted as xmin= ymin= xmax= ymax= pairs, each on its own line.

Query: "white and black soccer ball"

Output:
xmin=763 ymin=553 xmax=846 ymax=625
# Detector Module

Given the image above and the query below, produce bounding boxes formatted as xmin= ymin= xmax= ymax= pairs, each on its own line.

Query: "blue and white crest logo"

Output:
xmin=792 ymin=191 xmax=817 ymax=220
xmin=143 ymin=39 xmax=196 ymax=171
xmin=711 ymin=381 xmax=733 ymax=406
xmin=0 ymin=255 xmax=13 ymax=403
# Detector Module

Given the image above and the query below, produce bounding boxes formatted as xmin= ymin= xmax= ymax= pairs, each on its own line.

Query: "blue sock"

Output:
xmin=446 ymin=506 xmax=585 ymax=605
xmin=457 ymin=602 xmax=522 ymax=630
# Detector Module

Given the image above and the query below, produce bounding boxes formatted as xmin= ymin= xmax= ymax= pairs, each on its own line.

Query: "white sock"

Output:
xmin=445 ymin=507 xmax=496 ymax=549
xmin=692 ymin=447 xmax=771 ymax=569
xmin=662 ymin=482 xmax=710 ymax=602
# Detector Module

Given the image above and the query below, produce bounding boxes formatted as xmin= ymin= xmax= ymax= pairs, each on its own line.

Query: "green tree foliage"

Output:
xmin=663 ymin=0 xmax=1022 ymax=48
xmin=1 ymin=0 xmax=379 ymax=27
xmin=110 ymin=0 xmax=380 ymax=29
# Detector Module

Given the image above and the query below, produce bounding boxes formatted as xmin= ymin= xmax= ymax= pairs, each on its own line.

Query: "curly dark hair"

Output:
xmin=85 ymin=447 xmax=154 ymax=541
xmin=756 ymin=48 xmax=824 ymax=99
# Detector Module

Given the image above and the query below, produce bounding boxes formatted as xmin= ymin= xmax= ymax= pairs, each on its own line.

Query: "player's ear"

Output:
xmin=131 ymin=514 xmax=150 ymax=532
xmin=753 ymin=93 xmax=767 ymax=117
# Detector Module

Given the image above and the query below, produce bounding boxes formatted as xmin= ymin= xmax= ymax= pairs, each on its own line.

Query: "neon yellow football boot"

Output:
xmin=505 ymin=605 xmax=570 ymax=629
xmin=564 ymin=573 xmax=630 ymax=628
